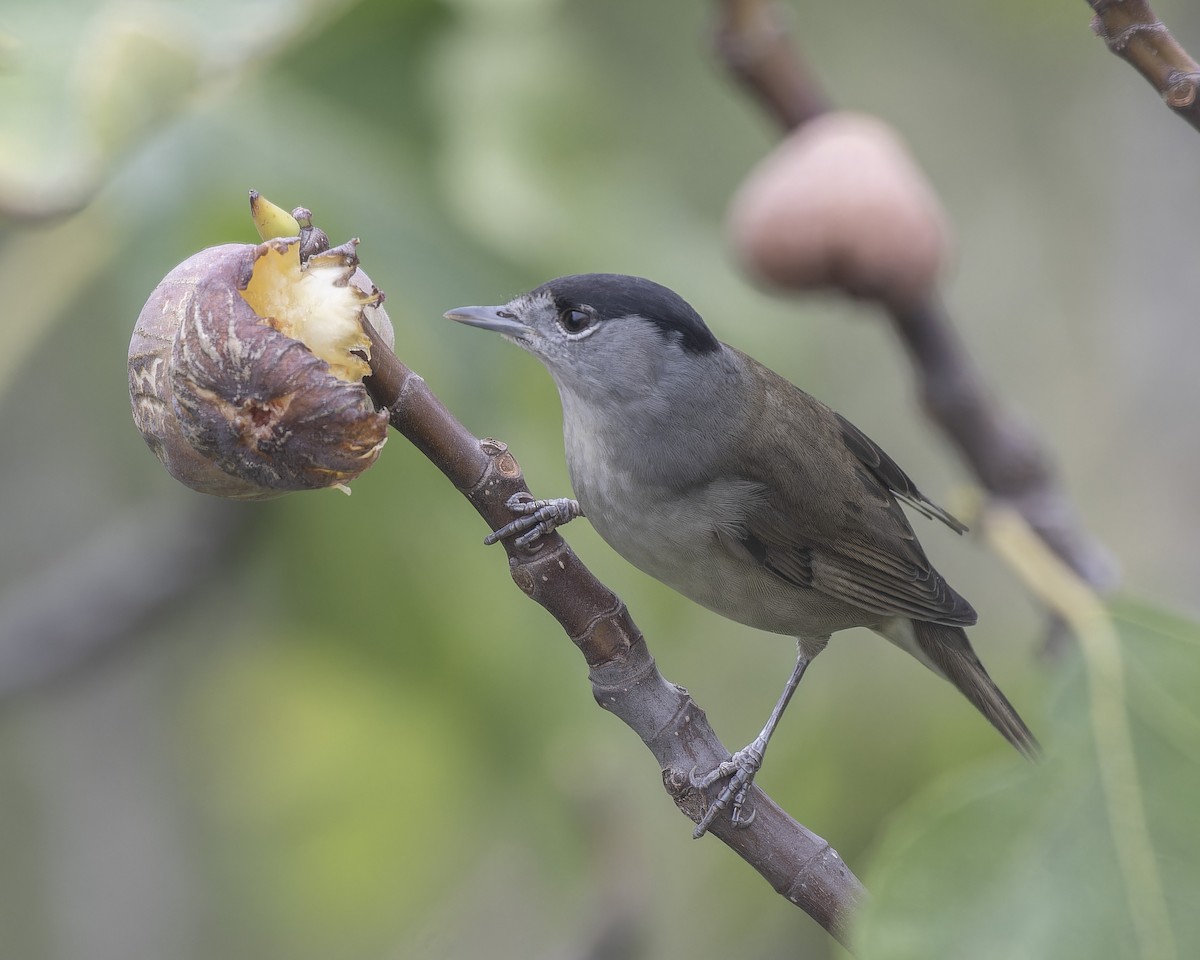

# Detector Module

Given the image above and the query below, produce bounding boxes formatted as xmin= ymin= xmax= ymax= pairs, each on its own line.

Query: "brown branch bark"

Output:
xmin=713 ymin=0 xmax=1118 ymax=615
xmin=1088 ymin=0 xmax=1200 ymax=133
xmin=362 ymin=323 xmax=866 ymax=948
xmin=715 ymin=0 xmax=830 ymax=128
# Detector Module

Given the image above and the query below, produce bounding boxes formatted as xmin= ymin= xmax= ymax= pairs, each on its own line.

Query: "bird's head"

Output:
xmin=444 ymin=273 xmax=721 ymax=403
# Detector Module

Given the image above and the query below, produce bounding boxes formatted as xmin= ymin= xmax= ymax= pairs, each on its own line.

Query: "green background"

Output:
xmin=1 ymin=1 xmax=1198 ymax=957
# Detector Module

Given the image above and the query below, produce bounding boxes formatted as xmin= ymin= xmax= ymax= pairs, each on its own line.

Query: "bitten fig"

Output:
xmin=728 ymin=111 xmax=948 ymax=311
xmin=128 ymin=200 xmax=393 ymax=499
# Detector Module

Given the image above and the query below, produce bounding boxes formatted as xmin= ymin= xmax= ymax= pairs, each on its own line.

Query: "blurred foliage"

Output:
xmin=2 ymin=0 xmax=1200 ymax=959
xmin=856 ymin=601 xmax=1199 ymax=960
xmin=0 ymin=0 xmax=359 ymax=218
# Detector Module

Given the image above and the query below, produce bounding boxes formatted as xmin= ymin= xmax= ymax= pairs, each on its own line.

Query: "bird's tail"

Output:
xmin=908 ymin=620 xmax=1039 ymax=758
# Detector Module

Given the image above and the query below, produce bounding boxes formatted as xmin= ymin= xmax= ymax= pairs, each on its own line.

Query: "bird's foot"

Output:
xmin=484 ymin=492 xmax=583 ymax=548
xmin=689 ymin=737 xmax=766 ymax=838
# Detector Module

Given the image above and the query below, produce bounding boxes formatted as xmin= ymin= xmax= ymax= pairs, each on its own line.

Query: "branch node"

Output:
xmin=662 ymin=766 xmax=707 ymax=823
xmin=655 ymin=681 xmax=704 ymax=745
xmin=588 ymin=628 xmax=657 ymax=693
xmin=662 ymin=765 xmax=691 ymax=798
xmin=1165 ymin=73 xmax=1200 ymax=106
xmin=396 ymin=366 xmax=425 ymax=405
xmin=573 ymin=597 xmax=639 ymax=667
xmin=480 ymin=437 xmax=522 ymax=478
xmin=510 ymin=564 xmax=536 ymax=596
xmin=466 ymin=437 xmax=523 ymax=507
xmin=783 ymin=842 xmax=841 ymax=905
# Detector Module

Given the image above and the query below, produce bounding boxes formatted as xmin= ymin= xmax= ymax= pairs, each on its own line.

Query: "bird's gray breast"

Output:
xmin=556 ymin=376 xmax=862 ymax=638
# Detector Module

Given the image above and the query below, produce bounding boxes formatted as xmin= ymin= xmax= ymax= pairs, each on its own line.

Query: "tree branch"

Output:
xmin=714 ymin=0 xmax=830 ymax=129
xmin=362 ymin=323 xmax=866 ymax=948
xmin=714 ymin=0 xmax=1118 ymax=615
xmin=1088 ymin=0 xmax=1200 ymax=133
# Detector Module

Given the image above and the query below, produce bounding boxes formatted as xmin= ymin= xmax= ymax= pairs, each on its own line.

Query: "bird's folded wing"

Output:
xmin=727 ymin=434 xmax=974 ymax=624
xmin=834 ymin=413 xmax=968 ymax=534
xmin=715 ymin=359 xmax=974 ymax=625
xmin=742 ymin=521 xmax=976 ymax=626
xmin=810 ymin=543 xmax=976 ymax=624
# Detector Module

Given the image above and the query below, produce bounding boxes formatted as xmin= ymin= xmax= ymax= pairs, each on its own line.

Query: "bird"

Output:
xmin=444 ymin=273 xmax=1037 ymax=837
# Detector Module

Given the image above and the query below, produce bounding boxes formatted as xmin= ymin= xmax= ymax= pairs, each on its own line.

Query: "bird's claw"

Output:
xmin=689 ymin=742 xmax=765 ymax=838
xmin=484 ymin=493 xmax=583 ymax=548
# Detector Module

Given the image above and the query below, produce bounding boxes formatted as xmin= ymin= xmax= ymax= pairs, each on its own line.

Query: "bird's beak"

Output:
xmin=443 ymin=305 xmax=532 ymax=339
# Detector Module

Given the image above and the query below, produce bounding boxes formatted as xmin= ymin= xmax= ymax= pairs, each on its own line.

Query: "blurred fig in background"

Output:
xmin=728 ymin=111 xmax=948 ymax=311
xmin=128 ymin=196 xmax=394 ymax=499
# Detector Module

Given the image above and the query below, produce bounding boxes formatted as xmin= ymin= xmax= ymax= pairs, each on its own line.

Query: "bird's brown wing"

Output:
xmin=834 ymin=412 xmax=968 ymax=534
xmin=725 ymin=359 xmax=975 ymax=626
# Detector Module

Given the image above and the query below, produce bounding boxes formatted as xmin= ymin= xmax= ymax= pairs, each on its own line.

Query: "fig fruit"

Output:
xmin=128 ymin=197 xmax=392 ymax=499
xmin=729 ymin=111 xmax=948 ymax=311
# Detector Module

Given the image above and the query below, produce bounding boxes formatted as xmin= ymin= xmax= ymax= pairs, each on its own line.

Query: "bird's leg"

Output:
xmin=690 ymin=637 xmax=827 ymax=838
xmin=484 ymin=492 xmax=583 ymax=548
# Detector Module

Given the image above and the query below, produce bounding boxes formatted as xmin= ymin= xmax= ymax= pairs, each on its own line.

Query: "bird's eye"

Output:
xmin=559 ymin=308 xmax=591 ymax=333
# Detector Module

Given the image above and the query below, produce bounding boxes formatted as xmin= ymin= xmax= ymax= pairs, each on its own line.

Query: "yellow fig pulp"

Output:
xmin=239 ymin=238 xmax=377 ymax=383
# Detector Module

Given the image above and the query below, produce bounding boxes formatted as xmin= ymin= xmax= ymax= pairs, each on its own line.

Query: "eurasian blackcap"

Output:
xmin=445 ymin=273 xmax=1035 ymax=836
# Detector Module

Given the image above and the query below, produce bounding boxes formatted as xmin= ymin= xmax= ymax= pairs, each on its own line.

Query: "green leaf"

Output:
xmin=855 ymin=600 xmax=1199 ymax=960
xmin=0 ymin=0 xmax=361 ymax=219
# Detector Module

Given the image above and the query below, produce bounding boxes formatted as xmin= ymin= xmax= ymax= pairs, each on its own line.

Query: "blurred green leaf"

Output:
xmin=855 ymin=601 xmax=1199 ymax=960
xmin=0 ymin=0 xmax=361 ymax=218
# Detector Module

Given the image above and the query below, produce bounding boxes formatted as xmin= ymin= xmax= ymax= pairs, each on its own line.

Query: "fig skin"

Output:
xmin=128 ymin=241 xmax=389 ymax=499
xmin=729 ymin=111 xmax=948 ymax=311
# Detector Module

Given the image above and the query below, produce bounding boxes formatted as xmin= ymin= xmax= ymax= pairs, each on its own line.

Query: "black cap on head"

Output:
xmin=537 ymin=273 xmax=720 ymax=355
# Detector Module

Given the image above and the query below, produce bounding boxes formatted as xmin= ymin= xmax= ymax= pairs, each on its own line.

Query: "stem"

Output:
xmin=985 ymin=505 xmax=1177 ymax=960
